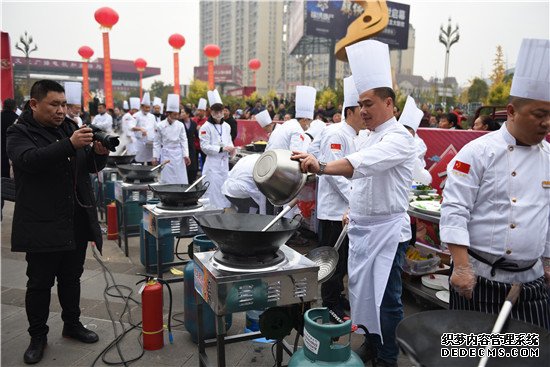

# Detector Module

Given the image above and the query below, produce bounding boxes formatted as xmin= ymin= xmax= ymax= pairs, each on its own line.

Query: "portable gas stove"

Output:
xmin=194 ymin=245 xmax=318 ymax=367
xmin=114 ymin=180 xmax=158 ymax=256
xmin=141 ymin=201 xmax=223 ymax=280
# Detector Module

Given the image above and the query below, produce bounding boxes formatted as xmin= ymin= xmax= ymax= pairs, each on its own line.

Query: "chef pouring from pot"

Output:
xmin=292 ymin=40 xmax=415 ymax=367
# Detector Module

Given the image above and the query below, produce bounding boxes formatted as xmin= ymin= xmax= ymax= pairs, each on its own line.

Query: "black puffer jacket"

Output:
xmin=6 ymin=111 xmax=107 ymax=253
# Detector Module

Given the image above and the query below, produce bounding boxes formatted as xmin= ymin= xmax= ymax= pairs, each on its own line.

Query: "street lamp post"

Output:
xmin=439 ymin=17 xmax=459 ymax=107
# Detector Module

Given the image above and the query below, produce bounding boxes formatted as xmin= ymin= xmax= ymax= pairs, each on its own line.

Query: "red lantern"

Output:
xmin=94 ymin=7 xmax=119 ymax=29
xmin=168 ymin=33 xmax=185 ymax=50
xmin=248 ymin=59 xmax=261 ymax=71
xmin=203 ymin=44 xmax=221 ymax=59
xmin=78 ymin=46 xmax=94 ymax=60
xmin=134 ymin=58 xmax=147 ymax=71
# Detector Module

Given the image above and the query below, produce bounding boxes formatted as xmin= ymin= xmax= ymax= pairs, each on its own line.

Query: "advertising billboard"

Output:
xmin=194 ymin=65 xmax=243 ymax=86
xmin=372 ymin=1 xmax=410 ymax=49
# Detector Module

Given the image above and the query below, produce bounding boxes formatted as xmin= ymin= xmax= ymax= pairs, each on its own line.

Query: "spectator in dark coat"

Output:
xmin=181 ymin=107 xmax=199 ymax=182
xmin=1 ymin=98 xmax=18 ymax=179
xmin=223 ymin=105 xmax=238 ymax=143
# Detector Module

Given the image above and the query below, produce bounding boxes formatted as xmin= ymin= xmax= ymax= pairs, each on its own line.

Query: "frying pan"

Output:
xmin=116 ymin=161 xmax=169 ymax=182
xmin=149 ymin=182 xmax=209 ymax=207
xmin=193 ymin=213 xmax=300 ymax=257
xmin=396 ymin=309 xmax=549 ymax=367
xmin=106 ymin=154 xmax=135 ymax=167
xmin=306 ymin=224 xmax=348 ymax=283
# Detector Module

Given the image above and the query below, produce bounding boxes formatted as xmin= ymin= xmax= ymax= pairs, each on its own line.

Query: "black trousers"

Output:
xmin=450 ymin=274 xmax=550 ymax=330
xmin=318 ymin=219 xmax=349 ymax=307
xmin=225 ymin=195 xmax=259 ymax=214
xmin=25 ymin=241 xmax=88 ymax=337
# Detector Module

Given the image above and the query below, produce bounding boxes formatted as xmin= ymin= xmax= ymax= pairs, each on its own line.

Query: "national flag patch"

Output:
xmin=299 ymin=134 xmax=304 ymax=141
xmin=453 ymin=160 xmax=470 ymax=174
xmin=200 ymin=130 xmax=207 ymax=135
xmin=330 ymin=143 xmax=341 ymax=151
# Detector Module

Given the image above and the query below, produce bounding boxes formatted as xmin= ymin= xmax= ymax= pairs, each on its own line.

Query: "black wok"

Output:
xmin=149 ymin=182 xmax=209 ymax=207
xmin=253 ymin=142 xmax=267 ymax=152
xmin=396 ymin=310 xmax=549 ymax=367
xmin=193 ymin=213 xmax=300 ymax=257
xmin=107 ymin=155 xmax=135 ymax=167
xmin=117 ymin=164 xmax=162 ymax=182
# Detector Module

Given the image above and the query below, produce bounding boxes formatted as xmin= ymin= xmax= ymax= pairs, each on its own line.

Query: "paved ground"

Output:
xmin=1 ymin=200 xmax=434 ymax=366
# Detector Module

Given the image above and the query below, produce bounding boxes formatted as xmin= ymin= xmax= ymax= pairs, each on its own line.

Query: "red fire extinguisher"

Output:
xmin=138 ymin=276 xmax=173 ymax=351
xmin=107 ymin=202 xmax=118 ymax=240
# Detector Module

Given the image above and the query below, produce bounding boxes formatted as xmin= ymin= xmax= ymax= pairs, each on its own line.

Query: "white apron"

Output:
xmin=347 ymin=213 xmax=403 ymax=341
xmin=159 ymin=143 xmax=188 ymax=184
xmin=202 ymin=154 xmax=230 ymax=209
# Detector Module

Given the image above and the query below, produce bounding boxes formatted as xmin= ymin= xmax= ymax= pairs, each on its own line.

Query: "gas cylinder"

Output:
xmin=106 ymin=202 xmax=118 ymax=240
xmin=184 ymin=234 xmax=232 ymax=343
xmin=288 ymin=308 xmax=363 ymax=366
xmin=141 ymin=279 xmax=164 ymax=351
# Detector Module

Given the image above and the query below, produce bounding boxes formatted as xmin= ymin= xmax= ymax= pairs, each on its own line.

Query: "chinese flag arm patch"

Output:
xmin=330 ymin=143 xmax=341 ymax=150
xmin=200 ymin=130 xmax=207 ymax=135
xmin=453 ymin=160 xmax=471 ymax=174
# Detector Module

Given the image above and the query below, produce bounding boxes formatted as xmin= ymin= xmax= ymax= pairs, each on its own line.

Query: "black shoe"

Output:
xmin=339 ymin=294 xmax=351 ymax=311
xmin=62 ymin=323 xmax=99 ymax=343
xmin=375 ymin=358 xmax=398 ymax=367
xmin=353 ymin=340 xmax=377 ymax=364
xmin=24 ymin=336 xmax=47 ymax=364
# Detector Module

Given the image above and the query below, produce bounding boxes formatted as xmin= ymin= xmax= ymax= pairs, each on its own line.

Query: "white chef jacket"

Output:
xmin=307 ymin=123 xmax=342 ymax=159
xmin=415 ymin=134 xmax=427 ymax=167
xmin=266 ymin=119 xmax=308 ymax=152
xmin=121 ymin=112 xmax=138 ymax=155
xmin=153 ymin=119 xmax=189 ymax=160
xmin=199 ymin=120 xmax=234 ymax=209
xmin=221 ymin=154 xmax=267 ymax=214
xmin=346 ymin=117 xmax=415 ymax=242
xmin=66 ymin=114 xmax=82 ymax=127
xmin=316 ymin=122 xmax=357 ymax=221
xmin=133 ymin=110 xmax=157 ymax=163
xmin=91 ymin=113 xmax=113 ymax=133
xmin=440 ymin=124 xmax=550 ymax=283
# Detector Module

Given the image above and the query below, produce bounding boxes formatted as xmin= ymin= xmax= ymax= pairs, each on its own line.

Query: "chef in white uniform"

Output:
xmin=222 ymin=110 xmax=273 ymax=214
xmin=153 ymin=94 xmax=190 ymax=184
xmin=121 ymin=97 xmax=140 ymax=155
xmin=64 ymin=82 xmax=83 ymax=127
xmin=92 ymin=103 xmax=113 ymax=133
xmin=316 ymin=75 xmax=366 ymax=319
xmin=132 ymin=92 xmax=157 ymax=164
xmin=266 ymin=86 xmax=316 ymax=152
xmin=199 ymin=90 xmax=235 ymax=209
xmin=304 ymin=119 xmax=326 ymax=144
xmin=440 ymin=38 xmax=550 ymax=330
xmin=292 ymin=40 xmax=415 ymax=366
xmin=398 ymin=96 xmax=432 ymax=185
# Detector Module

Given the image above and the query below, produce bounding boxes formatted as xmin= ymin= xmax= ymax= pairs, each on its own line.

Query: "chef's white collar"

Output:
xmin=343 ymin=121 xmax=358 ymax=136
xmin=501 ymin=122 xmax=543 ymax=148
xmin=373 ymin=116 xmax=397 ymax=133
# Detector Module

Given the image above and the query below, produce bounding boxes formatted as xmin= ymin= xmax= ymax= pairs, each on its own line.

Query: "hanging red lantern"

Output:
xmin=134 ymin=58 xmax=147 ymax=71
xmin=203 ymin=44 xmax=221 ymax=59
xmin=94 ymin=7 xmax=119 ymax=29
xmin=168 ymin=34 xmax=185 ymax=50
xmin=78 ymin=46 xmax=94 ymax=60
xmin=248 ymin=59 xmax=261 ymax=71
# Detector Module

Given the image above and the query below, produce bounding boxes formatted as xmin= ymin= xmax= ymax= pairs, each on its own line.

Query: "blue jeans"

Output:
xmin=367 ymin=241 xmax=407 ymax=364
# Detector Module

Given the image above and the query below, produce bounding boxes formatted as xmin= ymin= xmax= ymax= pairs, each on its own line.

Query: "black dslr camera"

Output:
xmin=89 ymin=125 xmax=120 ymax=152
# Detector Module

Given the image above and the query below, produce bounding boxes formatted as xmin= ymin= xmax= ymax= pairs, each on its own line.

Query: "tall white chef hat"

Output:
xmin=123 ymin=100 xmax=129 ymax=110
xmin=166 ymin=94 xmax=180 ymax=113
xmin=510 ymin=38 xmax=550 ymax=102
xmin=207 ymin=89 xmax=223 ymax=108
xmin=343 ymin=75 xmax=359 ymax=110
xmin=160 ymin=103 xmax=164 ymax=114
xmin=141 ymin=92 xmax=151 ymax=106
xmin=64 ymin=82 xmax=82 ymax=105
xmin=255 ymin=109 xmax=272 ymax=128
xmin=197 ymin=98 xmax=207 ymax=110
xmin=346 ymin=40 xmax=392 ymax=95
xmin=295 ymin=85 xmax=317 ymax=119
xmin=129 ymin=97 xmax=141 ymax=110
xmin=306 ymin=119 xmax=326 ymax=140
xmin=398 ymin=96 xmax=423 ymax=132
xmin=153 ymin=97 xmax=162 ymax=107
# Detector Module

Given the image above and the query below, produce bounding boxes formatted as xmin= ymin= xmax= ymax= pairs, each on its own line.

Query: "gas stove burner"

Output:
xmin=155 ymin=202 xmax=203 ymax=211
xmin=212 ymin=249 xmax=286 ymax=270
xmin=123 ymin=178 xmax=156 ymax=184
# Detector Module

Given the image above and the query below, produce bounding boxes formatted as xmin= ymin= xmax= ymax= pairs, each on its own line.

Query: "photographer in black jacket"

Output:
xmin=6 ymin=80 xmax=109 ymax=364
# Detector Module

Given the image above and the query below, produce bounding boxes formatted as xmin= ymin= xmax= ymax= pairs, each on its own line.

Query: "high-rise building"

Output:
xmin=199 ymin=1 xmax=285 ymax=95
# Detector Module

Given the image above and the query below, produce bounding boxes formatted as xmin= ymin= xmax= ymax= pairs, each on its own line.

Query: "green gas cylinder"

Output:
xmin=288 ymin=308 xmax=363 ymax=367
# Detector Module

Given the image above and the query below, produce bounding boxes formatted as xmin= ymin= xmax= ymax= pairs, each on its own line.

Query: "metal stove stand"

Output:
xmin=96 ymin=167 xmax=121 ymax=220
xmin=142 ymin=203 xmax=223 ymax=281
xmin=114 ymin=181 xmax=156 ymax=256
xmin=193 ymin=245 xmax=319 ymax=367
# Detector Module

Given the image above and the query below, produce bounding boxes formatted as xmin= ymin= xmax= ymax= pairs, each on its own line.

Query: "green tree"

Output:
xmin=489 ymin=45 xmax=505 ymax=84
xmin=148 ymin=80 xmax=173 ymax=103
xmin=316 ymin=88 xmax=338 ymax=110
xmin=487 ymin=80 xmax=511 ymax=105
xmin=467 ymin=78 xmax=489 ymax=102
xmin=184 ymin=79 xmax=209 ymax=105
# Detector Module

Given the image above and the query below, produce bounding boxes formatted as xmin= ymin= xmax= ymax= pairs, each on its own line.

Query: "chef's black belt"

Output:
xmin=467 ymin=249 xmax=538 ymax=277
